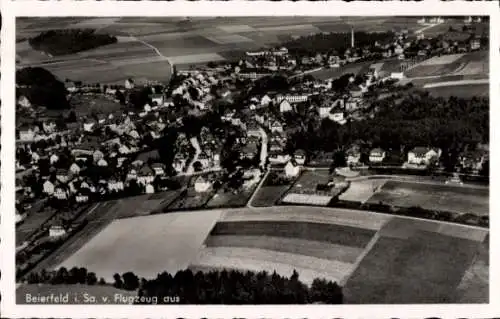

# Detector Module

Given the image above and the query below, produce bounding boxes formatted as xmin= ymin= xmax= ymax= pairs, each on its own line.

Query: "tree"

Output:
xmin=86 ymin=272 xmax=98 ymax=285
xmin=113 ymin=273 xmax=123 ymax=289
xmin=193 ymin=161 xmax=203 ymax=172
xmin=122 ymin=272 xmax=140 ymax=291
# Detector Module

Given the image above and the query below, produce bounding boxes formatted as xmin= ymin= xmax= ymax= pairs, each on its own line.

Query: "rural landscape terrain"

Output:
xmin=15 ymin=16 xmax=489 ymax=305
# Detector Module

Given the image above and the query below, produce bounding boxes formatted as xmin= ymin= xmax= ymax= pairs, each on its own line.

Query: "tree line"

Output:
xmin=24 ymin=267 xmax=344 ymax=304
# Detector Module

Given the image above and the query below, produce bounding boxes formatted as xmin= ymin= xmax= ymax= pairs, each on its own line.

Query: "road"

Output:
xmin=258 ymin=127 xmax=268 ymax=168
xmin=186 ymin=136 xmax=202 ymax=174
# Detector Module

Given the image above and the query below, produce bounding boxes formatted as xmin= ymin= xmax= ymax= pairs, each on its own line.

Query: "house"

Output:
xmin=279 ymin=100 xmax=293 ymax=113
xmin=346 ymin=146 xmax=361 ymax=166
xmin=276 ymin=94 xmax=308 ymax=104
xmin=126 ymin=168 xmax=138 ymax=181
xmin=18 ymin=126 xmax=36 ymax=142
xmin=198 ymin=152 xmax=211 ymax=168
xmin=328 ymin=108 xmax=346 ymax=125
xmin=407 ymin=147 xmax=441 ymax=166
xmin=319 ymin=105 xmax=333 ymax=118
xmin=246 ymin=122 xmax=261 ymax=137
xmin=50 ymin=154 xmax=59 ymax=165
xmin=285 ymin=159 xmax=300 ymax=178
xmin=69 ymin=163 xmax=81 ymax=175
xmin=18 ymin=95 xmax=32 ymax=108
xmin=125 ymin=78 xmax=135 ymax=90
xmin=294 ymin=149 xmax=307 ymax=165
xmin=268 ymin=151 xmax=290 ymax=164
xmin=75 ymin=192 xmax=89 ymax=203
xmin=49 ymin=225 xmax=67 ymax=238
xmin=108 ymin=180 xmax=124 ymax=192
xmin=151 ymin=163 xmax=166 ymax=176
xmin=194 ymin=176 xmax=212 ymax=193
xmin=97 ymin=158 xmax=108 ymax=167
xmin=137 ymin=166 xmax=155 ymax=185
xmin=470 ymin=38 xmax=481 ymax=51
xmin=270 ymin=120 xmax=284 ymax=133
xmin=56 ymin=169 xmax=69 ymax=184
xmin=43 ymin=180 xmax=55 ymax=195
xmin=83 ymin=119 xmax=96 ymax=132
xmin=458 ymin=149 xmax=488 ymax=173
xmin=145 ymin=184 xmax=155 ymax=194
xmin=369 ymin=148 xmax=386 ymax=163
xmin=53 ymin=186 xmax=68 ymax=200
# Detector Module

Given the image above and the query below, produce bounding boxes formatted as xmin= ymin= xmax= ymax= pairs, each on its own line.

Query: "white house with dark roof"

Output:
xmin=369 ymin=148 xmax=386 ymax=163
xmin=43 ymin=180 xmax=55 ymax=195
xmin=194 ymin=176 xmax=212 ymax=193
xmin=279 ymin=100 xmax=293 ymax=113
xmin=137 ymin=166 xmax=155 ymax=185
xmin=285 ymin=159 xmax=300 ymax=177
xmin=407 ymin=147 xmax=441 ymax=166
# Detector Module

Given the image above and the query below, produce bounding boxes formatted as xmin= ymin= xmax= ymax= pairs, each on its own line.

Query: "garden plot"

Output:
xmin=418 ymin=54 xmax=465 ymax=66
xmin=339 ymin=178 xmax=388 ymax=203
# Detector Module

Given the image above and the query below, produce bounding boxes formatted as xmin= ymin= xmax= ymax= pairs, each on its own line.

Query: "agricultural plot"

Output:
xmin=343 ymin=224 xmax=488 ymax=303
xmin=251 ymin=185 xmax=291 ymax=207
xmin=56 ymin=210 xmax=224 ymax=282
xmin=310 ymin=62 xmax=372 ymax=81
xmin=366 ymin=180 xmax=489 ymax=215
xmin=426 ymin=83 xmax=488 ymax=98
xmin=281 ymin=170 xmax=343 ymax=206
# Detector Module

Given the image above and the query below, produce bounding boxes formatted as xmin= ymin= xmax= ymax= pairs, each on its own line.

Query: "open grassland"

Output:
xmin=17 ymin=284 xmax=137 ymax=304
xmin=56 ymin=210 xmax=223 ymax=282
xmin=17 ymin=16 xmax=423 ymax=84
xmin=366 ymin=180 xmax=489 ymax=215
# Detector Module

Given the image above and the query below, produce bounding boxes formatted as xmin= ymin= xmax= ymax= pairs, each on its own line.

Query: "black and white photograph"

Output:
xmin=0 ymin=1 xmax=496 ymax=315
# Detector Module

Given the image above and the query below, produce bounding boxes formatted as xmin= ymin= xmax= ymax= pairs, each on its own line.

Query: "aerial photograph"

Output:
xmin=14 ymin=16 xmax=489 ymax=305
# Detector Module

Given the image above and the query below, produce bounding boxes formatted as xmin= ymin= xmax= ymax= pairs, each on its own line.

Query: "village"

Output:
xmin=15 ymin=18 xmax=490 ymax=278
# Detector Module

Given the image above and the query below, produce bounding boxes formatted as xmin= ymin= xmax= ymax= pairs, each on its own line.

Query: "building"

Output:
xmin=294 ymin=149 xmax=307 ymax=165
xmin=285 ymin=159 xmax=300 ymax=178
xmin=470 ymin=38 xmax=481 ymax=51
xmin=369 ymin=148 xmax=386 ymax=163
xmin=407 ymin=147 xmax=441 ymax=166
xmin=194 ymin=176 xmax=212 ymax=193
xmin=49 ymin=225 xmax=67 ymax=238
xmin=276 ymin=94 xmax=309 ymax=104
xmin=346 ymin=147 xmax=361 ymax=166
xmin=279 ymin=100 xmax=293 ymax=113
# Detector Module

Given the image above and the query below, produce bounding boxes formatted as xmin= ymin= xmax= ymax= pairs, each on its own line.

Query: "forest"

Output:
xmin=29 ymin=29 xmax=117 ymax=56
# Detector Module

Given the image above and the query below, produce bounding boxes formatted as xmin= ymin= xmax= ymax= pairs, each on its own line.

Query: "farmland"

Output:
xmin=17 ymin=16 xmax=425 ymax=85
xmin=366 ymin=180 xmax=489 ymax=216
xmin=192 ymin=206 xmax=488 ymax=303
xmin=24 ymin=204 xmax=489 ymax=303
xmin=56 ymin=210 xmax=224 ymax=282
xmin=405 ymin=51 xmax=488 ymax=79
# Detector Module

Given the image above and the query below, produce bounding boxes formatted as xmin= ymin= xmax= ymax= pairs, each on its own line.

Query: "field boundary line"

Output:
xmin=339 ymin=232 xmax=381 ymax=286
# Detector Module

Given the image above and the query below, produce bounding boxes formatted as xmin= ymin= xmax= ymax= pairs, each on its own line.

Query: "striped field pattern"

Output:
xmin=189 ymin=206 xmax=489 ymax=303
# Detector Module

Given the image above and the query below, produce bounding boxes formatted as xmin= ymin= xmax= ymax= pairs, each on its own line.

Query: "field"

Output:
xmin=405 ymin=51 xmax=488 ymax=79
xmin=309 ymin=61 xmax=373 ymax=81
xmin=25 ymin=192 xmax=182 ymax=274
xmin=425 ymin=83 xmax=489 ymax=98
xmin=366 ymin=180 xmax=489 ymax=215
xmin=26 ymin=203 xmax=489 ymax=304
xmin=190 ymin=206 xmax=489 ymax=303
xmin=17 ymin=17 xmax=424 ymax=84
xmin=339 ymin=178 xmax=388 ymax=203
xmin=251 ymin=185 xmax=291 ymax=207
xmin=16 ymin=284 xmax=136 ymax=304
xmin=56 ymin=210 xmax=224 ymax=282
xmin=281 ymin=170 xmax=344 ymax=206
